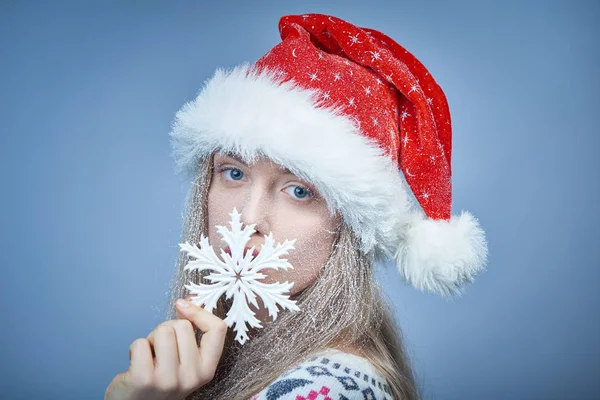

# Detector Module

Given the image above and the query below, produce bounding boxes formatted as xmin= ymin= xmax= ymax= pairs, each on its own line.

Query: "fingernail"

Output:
xmin=176 ymin=298 xmax=190 ymax=308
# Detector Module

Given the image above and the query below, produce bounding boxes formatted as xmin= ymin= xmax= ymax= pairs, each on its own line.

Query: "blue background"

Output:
xmin=1 ymin=1 xmax=598 ymax=399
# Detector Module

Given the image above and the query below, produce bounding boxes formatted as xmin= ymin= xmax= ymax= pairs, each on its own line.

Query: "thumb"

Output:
xmin=176 ymin=294 xmax=198 ymax=319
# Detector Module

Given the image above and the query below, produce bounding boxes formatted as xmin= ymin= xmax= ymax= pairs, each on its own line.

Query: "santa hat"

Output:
xmin=169 ymin=14 xmax=488 ymax=296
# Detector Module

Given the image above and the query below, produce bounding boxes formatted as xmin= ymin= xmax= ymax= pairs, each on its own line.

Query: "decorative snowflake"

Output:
xmin=178 ymin=208 xmax=299 ymax=344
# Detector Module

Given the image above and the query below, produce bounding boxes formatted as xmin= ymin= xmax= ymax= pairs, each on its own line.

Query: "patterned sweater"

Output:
xmin=250 ymin=348 xmax=392 ymax=400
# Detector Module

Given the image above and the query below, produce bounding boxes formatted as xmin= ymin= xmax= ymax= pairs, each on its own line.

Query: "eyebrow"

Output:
xmin=217 ymin=152 xmax=293 ymax=175
xmin=219 ymin=151 xmax=248 ymax=166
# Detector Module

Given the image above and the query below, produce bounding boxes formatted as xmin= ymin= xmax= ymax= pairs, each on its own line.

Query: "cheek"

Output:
xmin=207 ymin=184 xmax=239 ymax=246
xmin=265 ymin=211 xmax=339 ymax=294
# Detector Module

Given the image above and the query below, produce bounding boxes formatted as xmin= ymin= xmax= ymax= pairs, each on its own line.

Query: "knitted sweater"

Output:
xmin=250 ymin=348 xmax=392 ymax=400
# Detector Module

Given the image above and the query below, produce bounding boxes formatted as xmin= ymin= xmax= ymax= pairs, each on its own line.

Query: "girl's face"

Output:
xmin=207 ymin=152 xmax=341 ymax=296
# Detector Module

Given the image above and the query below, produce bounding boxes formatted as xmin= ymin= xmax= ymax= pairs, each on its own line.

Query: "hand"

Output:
xmin=104 ymin=297 xmax=228 ymax=400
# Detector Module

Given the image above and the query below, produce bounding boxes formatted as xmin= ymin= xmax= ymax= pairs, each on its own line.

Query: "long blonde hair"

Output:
xmin=166 ymin=153 xmax=421 ymax=399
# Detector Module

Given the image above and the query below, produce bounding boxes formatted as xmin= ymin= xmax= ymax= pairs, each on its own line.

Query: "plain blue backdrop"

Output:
xmin=1 ymin=1 xmax=598 ymax=399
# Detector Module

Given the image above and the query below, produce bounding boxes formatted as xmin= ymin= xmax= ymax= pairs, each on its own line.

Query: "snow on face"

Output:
xmin=207 ymin=152 xmax=341 ymax=298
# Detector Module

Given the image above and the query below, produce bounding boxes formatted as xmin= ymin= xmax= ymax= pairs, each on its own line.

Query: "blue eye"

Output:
xmin=294 ymin=186 xmax=309 ymax=198
xmin=285 ymin=185 xmax=313 ymax=200
xmin=223 ymin=168 xmax=244 ymax=181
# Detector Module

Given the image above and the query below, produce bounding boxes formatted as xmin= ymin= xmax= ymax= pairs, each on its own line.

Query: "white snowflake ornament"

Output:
xmin=179 ymin=208 xmax=299 ymax=344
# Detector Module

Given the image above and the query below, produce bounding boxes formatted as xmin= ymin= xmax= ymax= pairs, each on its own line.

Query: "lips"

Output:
xmin=223 ymin=246 xmax=260 ymax=260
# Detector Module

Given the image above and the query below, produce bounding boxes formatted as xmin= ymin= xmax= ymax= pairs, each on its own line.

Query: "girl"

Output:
xmin=105 ymin=13 xmax=487 ymax=400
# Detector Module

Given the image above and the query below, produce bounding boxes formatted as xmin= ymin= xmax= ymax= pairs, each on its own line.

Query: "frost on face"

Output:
xmin=178 ymin=208 xmax=299 ymax=344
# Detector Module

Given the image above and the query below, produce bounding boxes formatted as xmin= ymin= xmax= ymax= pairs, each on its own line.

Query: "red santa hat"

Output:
xmin=170 ymin=14 xmax=488 ymax=296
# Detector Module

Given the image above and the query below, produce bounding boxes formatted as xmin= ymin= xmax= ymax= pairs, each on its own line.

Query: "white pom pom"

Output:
xmin=395 ymin=210 xmax=488 ymax=297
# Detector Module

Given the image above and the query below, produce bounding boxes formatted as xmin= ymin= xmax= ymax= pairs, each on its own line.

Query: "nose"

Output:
xmin=239 ymin=183 xmax=271 ymax=237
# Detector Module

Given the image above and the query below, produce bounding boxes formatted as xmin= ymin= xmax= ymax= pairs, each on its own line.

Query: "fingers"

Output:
xmin=175 ymin=298 xmax=228 ymax=380
xmin=157 ymin=319 xmax=198 ymax=370
xmin=128 ymin=338 xmax=154 ymax=385
xmin=116 ymin=298 xmax=227 ymax=397
xmin=146 ymin=325 xmax=179 ymax=382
